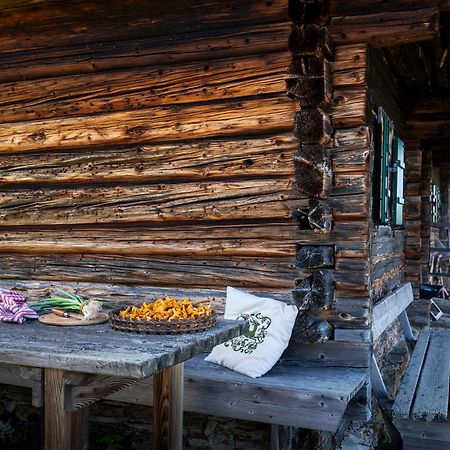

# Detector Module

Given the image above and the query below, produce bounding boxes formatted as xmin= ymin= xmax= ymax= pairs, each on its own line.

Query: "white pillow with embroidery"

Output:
xmin=205 ymin=287 xmax=298 ymax=378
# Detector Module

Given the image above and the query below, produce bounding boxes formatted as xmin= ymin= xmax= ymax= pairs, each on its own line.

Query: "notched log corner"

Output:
xmin=292 ymin=269 xmax=334 ymax=310
xmin=291 ymin=315 xmax=333 ymax=344
xmin=308 ymin=199 xmax=333 ymax=233
xmin=288 ymin=24 xmax=335 ymax=59
xmin=296 ymin=245 xmax=334 ymax=269
xmin=286 ymin=57 xmax=332 ymax=108
xmin=294 ymin=154 xmax=331 ymax=199
xmin=294 ymin=108 xmax=333 ymax=145
xmin=288 ymin=0 xmax=329 ymax=26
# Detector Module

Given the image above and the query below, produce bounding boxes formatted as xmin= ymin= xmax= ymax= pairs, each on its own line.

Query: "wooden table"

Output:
xmin=392 ymin=328 xmax=450 ymax=449
xmin=0 ymin=318 xmax=247 ymax=450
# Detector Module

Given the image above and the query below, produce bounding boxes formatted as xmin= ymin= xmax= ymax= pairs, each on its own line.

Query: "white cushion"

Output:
xmin=205 ymin=287 xmax=298 ymax=378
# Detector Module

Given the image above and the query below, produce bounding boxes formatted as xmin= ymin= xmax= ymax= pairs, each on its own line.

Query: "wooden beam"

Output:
xmin=153 ymin=363 xmax=184 ymax=450
xmin=372 ymin=283 xmax=414 ymax=340
xmin=330 ymin=8 xmax=439 ymax=47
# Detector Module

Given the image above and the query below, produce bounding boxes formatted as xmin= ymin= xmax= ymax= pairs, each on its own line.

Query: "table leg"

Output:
xmin=44 ymin=368 xmax=89 ymax=450
xmin=152 ymin=363 xmax=184 ymax=450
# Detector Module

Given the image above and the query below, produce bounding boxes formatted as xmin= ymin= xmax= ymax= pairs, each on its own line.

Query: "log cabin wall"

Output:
xmin=366 ymin=47 xmax=405 ymax=304
xmin=0 ymin=0 xmax=302 ymax=301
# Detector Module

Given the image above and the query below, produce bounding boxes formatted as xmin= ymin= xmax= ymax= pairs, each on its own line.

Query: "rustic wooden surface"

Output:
xmin=108 ymin=353 xmax=368 ymax=433
xmin=0 ymin=319 xmax=247 ymax=378
xmin=38 ymin=312 xmax=109 ymax=326
xmin=393 ymin=329 xmax=450 ymax=449
xmin=153 ymin=364 xmax=184 ymax=450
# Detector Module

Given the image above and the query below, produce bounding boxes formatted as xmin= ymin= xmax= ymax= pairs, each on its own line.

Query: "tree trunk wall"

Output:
xmin=0 ymin=0 xmax=301 ymax=298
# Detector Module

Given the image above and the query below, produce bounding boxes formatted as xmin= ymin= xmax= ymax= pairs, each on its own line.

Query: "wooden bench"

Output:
xmin=370 ymin=283 xmax=415 ymax=400
xmin=107 ymin=344 xmax=368 ymax=436
xmin=392 ymin=328 xmax=450 ymax=450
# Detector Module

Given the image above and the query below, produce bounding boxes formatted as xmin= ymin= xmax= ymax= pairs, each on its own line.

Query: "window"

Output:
xmin=392 ymin=137 xmax=405 ymax=226
xmin=373 ymin=107 xmax=405 ymax=226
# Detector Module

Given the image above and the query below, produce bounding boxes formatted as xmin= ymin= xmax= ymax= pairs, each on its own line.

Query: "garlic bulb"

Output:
xmin=81 ymin=300 xmax=103 ymax=320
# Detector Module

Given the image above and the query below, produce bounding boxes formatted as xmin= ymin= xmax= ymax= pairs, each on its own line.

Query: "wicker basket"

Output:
xmin=109 ymin=307 xmax=217 ymax=334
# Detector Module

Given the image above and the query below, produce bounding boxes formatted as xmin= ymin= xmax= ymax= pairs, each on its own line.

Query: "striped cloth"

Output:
xmin=0 ymin=289 xmax=38 ymax=324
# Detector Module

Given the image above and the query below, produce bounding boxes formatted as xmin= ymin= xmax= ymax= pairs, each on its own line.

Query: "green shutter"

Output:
xmin=393 ymin=137 xmax=405 ymax=226
xmin=378 ymin=108 xmax=393 ymax=224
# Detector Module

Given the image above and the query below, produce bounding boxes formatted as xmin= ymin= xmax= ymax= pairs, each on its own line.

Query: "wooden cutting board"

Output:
xmin=38 ymin=312 xmax=109 ymax=326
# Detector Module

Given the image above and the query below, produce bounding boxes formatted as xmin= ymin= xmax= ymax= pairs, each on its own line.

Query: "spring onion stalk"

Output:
xmin=31 ymin=289 xmax=107 ymax=319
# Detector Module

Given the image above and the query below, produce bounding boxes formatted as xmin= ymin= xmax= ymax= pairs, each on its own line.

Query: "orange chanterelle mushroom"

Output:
xmin=119 ymin=294 xmax=213 ymax=322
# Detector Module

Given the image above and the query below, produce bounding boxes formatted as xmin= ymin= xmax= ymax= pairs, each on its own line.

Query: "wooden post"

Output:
xmin=44 ymin=368 xmax=89 ymax=450
xmin=153 ymin=363 xmax=184 ymax=450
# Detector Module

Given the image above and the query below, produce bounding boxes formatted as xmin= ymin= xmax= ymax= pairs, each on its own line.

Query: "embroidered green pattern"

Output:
xmin=224 ymin=313 xmax=272 ymax=354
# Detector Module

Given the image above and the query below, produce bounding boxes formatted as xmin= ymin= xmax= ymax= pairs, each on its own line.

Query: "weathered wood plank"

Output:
xmin=0 ymin=279 xmax=294 ymax=313
xmin=411 ymin=331 xmax=450 ymax=422
xmin=392 ymin=329 xmax=431 ymax=420
xmin=108 ymin=355 xmax=368 ymax=432
xmin=330 ymin=8 xmax=439 ymax=47
xmin=0 ymin=253 xmax=298 ymax=289
xmin=0 ymin=224 xmax=300 ymax=257
xmin=0 ymin=97 xmax=294 ymax=153
xmin=0 ymin=0 xmax=288 ymax=55
xmin=153 ymin=363 xmax=184 ymax=450
xmin=372 ymin=284 xmax=414 ymax=340
xmin=0 ymin=178 xmax=300 ymax=225
xmin=0 ymin=22 xmax=291 ymax=83
xmin=0 ymin=319 xmax=248 ymax=378
xmin=0 ymin=135 xmax=296 ymax=186
xmin=0 ymin=53 xmax=289 ymax=123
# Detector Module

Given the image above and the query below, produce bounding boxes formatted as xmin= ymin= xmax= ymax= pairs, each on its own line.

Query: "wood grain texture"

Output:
xmin=330 ymin=8 xmax=439 ymax=47
xmin=0 ymin=224 xmax=300 ymax=257
xmin=153 ymin=364 xmax=184 ymax=450
xmin=392 ymin=330 xmax=431 ymax=420
xmin=0 ymin=53 xmax=289 ymax=123
xmin=0 ymin=253 xmax=299 ymax=288
xmin=0 ymin=22 xmax=291 ymax=83
xmin=108 ymin=354 xmax=368 ymax=432
xmin=0 ymin=97 xmax=294 ymax=153
xmin=0 ymin=178 xmax=300 ymax=225
xmin=0 ymin=135 xmax=296 ymax=186
xmin=411 ymin=331 xmax=450 ymax=422
xmin=44 ymin=369 xmax=88 ymax=450
xmin=0 ymin=0 xmax=288 ymax=54
xmin=0 ymin=319 xmax=248 ymax=378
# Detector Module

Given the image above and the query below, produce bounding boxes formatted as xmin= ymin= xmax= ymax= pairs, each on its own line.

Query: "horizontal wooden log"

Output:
xmin=330 ymin=127 xmax=371 ymax=149
xmin=0 ymin=53 xmax=289 ymax=123
xmin=329 ymin=194 xmax=369 ymax=219
xmin=0 ymin=22 xmax=291 ymax=83
xmin=0 ymin=0 xmax=288 ymax=54
xmin=330 ymin=147 xmax=370 ymax=174
xmin=330 ymin=0 xmax=435 ymax=16
xmin=330 ymin=8 xmax=439 ymax=47
xmin=0 ymin=134 xmax=297 ymax=186
xmin=329 ymin=86 xmax=367 ymax=129
xmin=0 ymin=178 xmax=301 ymax=225
xmin=331 ymin=173 xmax=369 ymax=196
xmin=0 ymin=97 xmax=294 ymax=153
xmin=0 ymin=223 xmax=300 ymax=257
xmin=0 ymin=253 xmax=298 ymax=289
xmin=0 ymin=279 xmax=294 ymax=312
xmin=294 ymin=108 xmax=332 ymax=144
xmin=333 ymin=44 xmax=367 ymax=87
